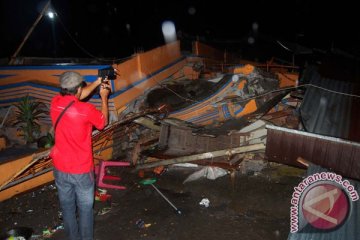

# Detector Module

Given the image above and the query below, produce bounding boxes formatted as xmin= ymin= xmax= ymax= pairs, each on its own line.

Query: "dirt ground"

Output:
xmin=0 ymin=164 xmax=304 ymax=240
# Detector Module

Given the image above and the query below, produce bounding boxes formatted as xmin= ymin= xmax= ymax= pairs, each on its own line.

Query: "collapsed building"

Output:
xmin=0 ymin=40 xmax=300 ymax=201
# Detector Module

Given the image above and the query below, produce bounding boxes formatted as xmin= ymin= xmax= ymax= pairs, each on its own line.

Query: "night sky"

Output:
xmin=0 ymin=0 xmax=359 ymax=63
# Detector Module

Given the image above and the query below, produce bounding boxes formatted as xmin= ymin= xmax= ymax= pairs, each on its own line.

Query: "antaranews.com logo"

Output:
xmin=290 ymin=172 xmax=359 ymax=233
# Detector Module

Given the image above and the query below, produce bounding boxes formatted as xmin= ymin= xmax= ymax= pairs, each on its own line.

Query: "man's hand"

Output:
xmin=99 ymin=78 xmax=110 ymax=125
xmin=99 ymin=79 xmax=111 ymax=99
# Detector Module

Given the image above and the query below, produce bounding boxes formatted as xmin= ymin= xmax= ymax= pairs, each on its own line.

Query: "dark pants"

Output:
xmin=54 ymin=169 xmax=94 ymax=240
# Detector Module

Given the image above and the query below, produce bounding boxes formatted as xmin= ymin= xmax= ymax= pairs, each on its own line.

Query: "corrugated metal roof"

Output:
xmin=287 ymin=164 xmax=360 ymax=240
xmin=300 ymin=66 xmax=360 ymax=142
xmin=265 ymin=125 xmax=360 ymax=181
xmin=268 ymin=65 xmax=360 ymax=240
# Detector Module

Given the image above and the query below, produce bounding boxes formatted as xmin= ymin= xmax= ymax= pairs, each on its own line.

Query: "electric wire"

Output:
xmin=54 ymin=11 xmax=133 ymax=63
xmin=153 ymin=76 xmax=360 ymax=106
xmin=142 ymin=66 xmax=199 ymax=103
xmin=53 ymin=8 xmax=360 ymax=101
xmin=217 ymin=83 xmax=360 ymax=105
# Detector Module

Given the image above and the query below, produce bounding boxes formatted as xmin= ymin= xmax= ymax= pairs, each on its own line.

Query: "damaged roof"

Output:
xmin=300 ymin=65 xmax=360 ymax=142
xmin=143 ymin=64 xmax=291 ymax=135
xmin=265 ymin=125 xmax=360 ymax=181
xmin=266 ymin=64 xmax=360 ymax=240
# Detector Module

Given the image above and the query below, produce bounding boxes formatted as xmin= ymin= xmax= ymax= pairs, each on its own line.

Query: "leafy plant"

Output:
xmin=13 ymin=96 xmax=48 ymax=144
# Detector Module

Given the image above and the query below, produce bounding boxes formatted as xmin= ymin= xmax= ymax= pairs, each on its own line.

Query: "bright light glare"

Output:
xmin=162 ymin=21 xmax=177 ymax=43
xmin=47 ymin=11 xmax=55 ymax=19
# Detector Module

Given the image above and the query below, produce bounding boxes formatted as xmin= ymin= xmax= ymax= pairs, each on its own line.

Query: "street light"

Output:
xmin=47 ymin=11 xmax=55 ymax=19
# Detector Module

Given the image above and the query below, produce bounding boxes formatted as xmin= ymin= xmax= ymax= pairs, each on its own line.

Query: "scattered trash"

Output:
xmin=58 ymin=211 xmax=63 ymax=220
xmin=97 ymin=207 xmax=111 ymax=216
xmin=42 ymin=229 xmax=51 ymax=237
xmin=199 ymin=198 xmax=210 ymax=208
xmin=25 ymin=209 xmax=33 ymax=213
xmin=183 ymin=166 xmax=229 ymax=183
xmin=138 ymin=170 xmax=145 ymax=178
xmin=95 ymin=189 xmax=112 ymax=202
xmin=2 ymin=227 xmax=33 ymax=240
xmin=53 ymin=225 xmax=64 ymax=231
xmin=135 ymin=219 xmax=145 ymax=228
xmin=29 ymin=235 xmax=42 ymax=239
xmin=41 ymin=224 xmax=64 ymax=238
xmin=135 ymin=219 xmax=152 ymax=229
xmin=6 ymin=236 xmax=26 ymax=240
xmin=153 ymin=165 xmax=166 ymax=175
xmin=97 ymin=188 xmax=107 ymax=194
xmin=205 ymin=167 xmax=229 ymax=180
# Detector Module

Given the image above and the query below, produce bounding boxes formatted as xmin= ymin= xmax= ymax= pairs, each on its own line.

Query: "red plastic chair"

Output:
xmin=94 ymin=160 xmax=130 ymax=190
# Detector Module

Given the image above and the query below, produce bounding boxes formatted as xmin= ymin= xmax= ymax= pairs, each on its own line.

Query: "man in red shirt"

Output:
xmin=50 ymin=71 xmax=110 ymax=240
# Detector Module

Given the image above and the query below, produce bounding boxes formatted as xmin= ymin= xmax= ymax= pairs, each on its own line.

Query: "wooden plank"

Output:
xmin=0 ymin=155 xmax=33 ymax=187
xmin=136 ymin=143 xmax=265 ymax=169
xmin=0 ymin=171 xmax=54 ymax=202
xmin=0 ymin=150 xmax=50 ymax=190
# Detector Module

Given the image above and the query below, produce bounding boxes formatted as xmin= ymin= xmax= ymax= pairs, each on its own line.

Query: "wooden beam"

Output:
xmin=136 ymin=143 xmax=265 ymax=170
xmin=296 ymin=157 xmax=310 ymax=168
xmin=0 ymin=171 xmax=54 ymax=202
xmin=0 ymin=149 xmax=50 ymax=190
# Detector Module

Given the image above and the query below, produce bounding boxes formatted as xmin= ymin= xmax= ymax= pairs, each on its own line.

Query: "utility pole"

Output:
xmin=9 ymin=0 xmax=51 ymax=65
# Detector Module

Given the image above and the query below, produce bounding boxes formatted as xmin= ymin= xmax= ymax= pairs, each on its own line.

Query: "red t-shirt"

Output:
xmin=50 ymin=95 xmax=105 ymax=173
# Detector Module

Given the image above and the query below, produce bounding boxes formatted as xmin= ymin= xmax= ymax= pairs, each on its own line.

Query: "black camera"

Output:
xmin=98 ymin=67 xmax=117 ymax=80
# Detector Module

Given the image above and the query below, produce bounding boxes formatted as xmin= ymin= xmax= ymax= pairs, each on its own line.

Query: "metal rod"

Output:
xmin=150 ymin=184 xmax=181 ymax=214
xmin=9 ymin=0 xmax=51 ymax=64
